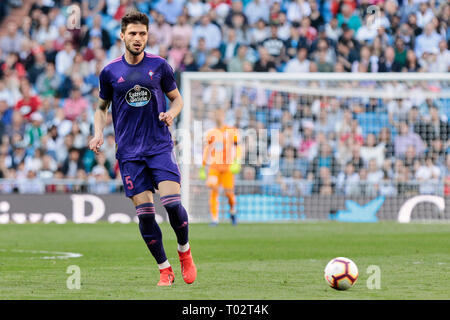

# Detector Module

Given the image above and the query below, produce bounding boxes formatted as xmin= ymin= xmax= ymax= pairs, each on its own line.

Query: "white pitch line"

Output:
xmin=0 ymin=249 xmax=82 ymax=259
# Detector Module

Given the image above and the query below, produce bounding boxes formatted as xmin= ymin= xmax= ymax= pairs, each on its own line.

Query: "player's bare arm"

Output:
xmin=89 ymin=98 xmax=111 ymax=154
xmin=159 ymin=88 xmax=183 ymax=127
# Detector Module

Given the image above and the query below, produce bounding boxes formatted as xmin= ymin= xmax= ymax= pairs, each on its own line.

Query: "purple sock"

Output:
xmin=160 ymin=194 xmax=189 ymax=246
xmin=136 ymin=203 xmax=167 ymax=264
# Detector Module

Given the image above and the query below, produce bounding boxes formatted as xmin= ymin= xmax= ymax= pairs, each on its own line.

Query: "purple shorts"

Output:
xmin=118 ymin=151 xmax=181 ymax=197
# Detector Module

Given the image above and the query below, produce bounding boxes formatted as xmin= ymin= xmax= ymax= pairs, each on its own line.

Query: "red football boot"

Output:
xmin=178 ymin=248 xmax=197 ymax=284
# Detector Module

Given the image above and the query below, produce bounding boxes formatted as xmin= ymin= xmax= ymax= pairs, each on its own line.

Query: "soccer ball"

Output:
xmin=324 ymin=257 xmax=359 ymax=290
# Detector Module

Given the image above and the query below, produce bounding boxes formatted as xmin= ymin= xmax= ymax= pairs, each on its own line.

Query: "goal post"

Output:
xmin=179 ymin=72 xmax=450 ymax=223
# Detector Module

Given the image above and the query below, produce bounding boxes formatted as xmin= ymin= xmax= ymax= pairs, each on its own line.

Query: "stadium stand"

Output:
xmin=0 ymin=0 xmax=448 ymax=199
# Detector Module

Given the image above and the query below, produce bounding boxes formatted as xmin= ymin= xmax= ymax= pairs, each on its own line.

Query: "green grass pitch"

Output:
xmin=0 ymin=222 xmax=449 ymax=299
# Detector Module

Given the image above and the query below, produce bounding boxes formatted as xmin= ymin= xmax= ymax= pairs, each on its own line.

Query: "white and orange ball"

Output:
xmin=324 ymin=257 xmax=359 ymax=290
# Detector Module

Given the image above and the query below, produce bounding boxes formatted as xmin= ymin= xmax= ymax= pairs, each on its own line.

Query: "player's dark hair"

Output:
xmin=121 ymin=11 xmax=149 ymax=33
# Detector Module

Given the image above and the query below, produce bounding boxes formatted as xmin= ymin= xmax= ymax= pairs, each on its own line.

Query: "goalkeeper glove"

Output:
xmin=198 ymin=166 xmax=207 ymax=180
xmin=230 ymin=160 xmax=241 ymax=174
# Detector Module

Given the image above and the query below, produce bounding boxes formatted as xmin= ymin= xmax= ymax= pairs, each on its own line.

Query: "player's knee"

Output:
xmin=224 ymin=189 xmax=235 ymax=197
xmin=131 ymin=191 xmax=153 ymax=207
xmin=206 ymin=175 xmax=219 ymax=188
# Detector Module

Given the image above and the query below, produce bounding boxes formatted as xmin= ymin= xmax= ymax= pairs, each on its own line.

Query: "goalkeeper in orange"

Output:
xmin=200 ymin=109 xmax=242 ymax=226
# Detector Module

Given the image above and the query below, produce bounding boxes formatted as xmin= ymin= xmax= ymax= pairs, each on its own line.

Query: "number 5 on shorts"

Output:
xmin=125 ymin=176 xmax=134 ymax=190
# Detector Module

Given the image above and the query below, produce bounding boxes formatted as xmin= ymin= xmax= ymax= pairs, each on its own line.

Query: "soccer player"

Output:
xmin=200 ymin=109 xmax=241 ymax=226
xmin=88 ymin=11 xmax=196 ymax=287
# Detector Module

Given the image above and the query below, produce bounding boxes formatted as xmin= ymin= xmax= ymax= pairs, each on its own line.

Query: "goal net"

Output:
xmin=178 ymin=73 xmax=450 ymax=223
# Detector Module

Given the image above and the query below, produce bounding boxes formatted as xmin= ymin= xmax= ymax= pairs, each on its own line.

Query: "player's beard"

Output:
xmin=125 ymin=41 xmax=145 ymax=56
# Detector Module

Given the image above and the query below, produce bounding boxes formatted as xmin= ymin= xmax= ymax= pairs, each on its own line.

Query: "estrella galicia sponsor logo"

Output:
xmin=125 ymin=84 xmax=151 ymax=107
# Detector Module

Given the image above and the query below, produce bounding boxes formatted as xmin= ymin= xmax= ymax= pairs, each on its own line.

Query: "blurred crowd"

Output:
xmin=226 ymin=94 xmax=450 ymax=196
xmin=0 ymin=0 xmax=448 ymax=196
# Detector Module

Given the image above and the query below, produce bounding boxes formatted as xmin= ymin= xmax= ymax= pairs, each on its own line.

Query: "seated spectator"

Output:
xmin=394 ymin=121 xmax=426 ymax=158
xmin=171 ymin=14 xmax=193 ymax=49
xmin=245 ymin=0 xmax=270 ymax=26
xmin=427 ymin=105 xmax=450 ymax=144
xmin=227 ymin=44 xmax=249 ymax=72
xmin=24 ymin=112 xmax=46 ymax=149
xmin=299 ymin=17 xmax=317 ymax=43
xmin=80 ymin=14 xmax=112 ymax=51
xmin=416 ymin=2 xmax=434 ymax=29
xmin=309 ymin=143 xmax=338 ymax=178
xmin=336 ymin=162 xmax=360 ymax=196
xmin=394 ymin=37 xmax=407 ymax=69
xmin=220 ymin=28 xmax=240 ymax=64
xmin=250 ymin=19 xmax=270 ymax=44
xmin=314 ymin=109 xmax=334 ymax=136
xmin=92 ymin=151 xmax=114 ymax=178
xmin=360 ymin=133 xmax=385 ymax=168
xmin=190 ymin=15 xmax=222 ymax=50
xmin=43 ymin=124 xmax=60 ymax=160
xmin=348 ymin=145 xmax=365 ymax=173
xmin=339 ymin=118 xmax=363 ymax=147
xmin=261 ymin=22 xmax=285 ymax=65
xmin=33 ymin=13 xmax=58 ymax=45
xmin=367 ymin=158 xmax=384 ymax=186
xmin=81 ymin=0 xmax=106 ymax=19
xmin=336 ymin=4 xmax=361 ymax=32
xmin=24 ymin=147 xmax=44 ymax=173
xmin=63 ymin=87 xmax=88 ymax=121
xmin=335 ymin=40 xmax=355 ymax=72
xmin=286 ymin=0 xmax=311 ymax=24
xmin=316 ymin=49 xmax=334 ymax=72
xmin=168 ymin=36 xmax=188 ymax=71
xmin=402 ymin=145 xmax=420 ymax=171
xmin=61 ymin=147 xmax=83 ymax=178
xmin=179 ymin=51 xmax=199 ymax=72
xmin=276 ymin=11 xmax=291 ymax=41
xmin=88 ymin=163 xmax=112 ymax=194
xmin=15 ymin=80 xmax=41 ymax=121
xmin=298 ymin=120 xmax=317 ymax=161
xmin=379 ymin=171 xmax=397 ymax=196
xmin=17 ymin=169 xmax=45 ymax=194
xmin=415 ymin=156 xmax=441 ymax=194
xmin=155 ymin=0 xmax=184 ymax=25
xmin=200 ymin=49 xmax=227 ymax=72
xmin=378 ymin=127 xmax=395 ymax=159
xmin=55 ymin=40 xmax=76 ymax=75
xmin=148 ymin=13 xmax=172 ymax=48
xmin=5 ymin=111 xmax=25 ymax=141
xmin=284 ymin=22 xmax=306 ymax=60
xmin=0 ymin=98 xmax=13 ymax=129
xmin=193 ymin=37 xmax=209 ymax=68
xmin=2 ymin=52 xmax=26 ymax=79
xmin=403 ymin=49 xmax=422 ymax=72
xmin=285 ymin=47 xmax=311 ymax=73
xmin=312 ymin=166 xmax=335 ymax=195
xmin=280 ymin=145 xmax=305 ymax=178
xmin=0 ymin=22 xmax=24 ymax=56
xmin=186 ymin=0 xmax=210 ymax=23
xmin=436 ymin=40 xmax=450 ymax=73
xmin=36 ymin=63 xmax=63 ymax=97
xmin=414 ymin=23 xmax=442 ymax=59
xmin=253 ymin=46 xmax=276 ymax=72
xmin=378 ymin=46 xmax=403 ymax=72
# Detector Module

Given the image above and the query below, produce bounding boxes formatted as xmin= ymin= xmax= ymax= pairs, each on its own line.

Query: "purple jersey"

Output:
xmin=98 ymin=52 xmax=177 ymax=160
